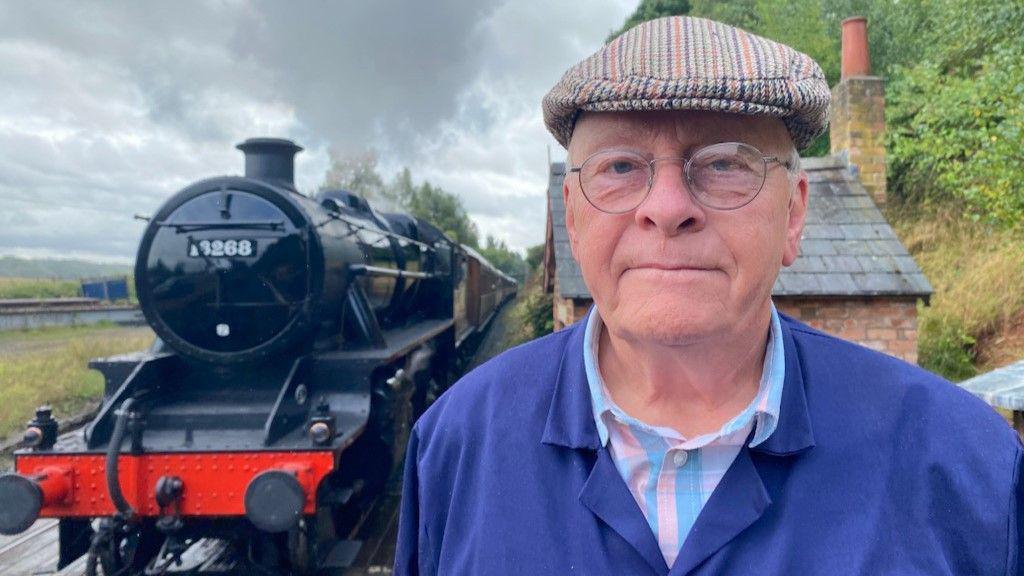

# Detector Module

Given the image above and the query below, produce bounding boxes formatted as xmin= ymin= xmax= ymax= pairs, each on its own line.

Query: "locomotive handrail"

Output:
xmin=156 ymin=219 xmax=286 ymax=231
xmin=325 ymin=211 xmax=435 ymax=252
xmin=348 ymin=264 xmax=435 ymax=280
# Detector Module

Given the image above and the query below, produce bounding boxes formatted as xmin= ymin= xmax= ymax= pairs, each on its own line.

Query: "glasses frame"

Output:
xmin=568 ymin=142 xmax=791 ymax=214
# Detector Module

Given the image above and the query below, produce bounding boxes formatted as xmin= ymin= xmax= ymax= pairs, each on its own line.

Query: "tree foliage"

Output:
xmin=321 ymin=149 xmax=386 ymax=201
xmin=525 ymin=243 xmax=545 ymax=272
xmin=320 ymin=150 xmax=481 ymax=248
xmin=406 ymin=181 xmax=481 ymax=248
xmin=479 ymin=235 xmax=527 ymax=283
xmin=885 ymin=0 xmax=1024 ymax=227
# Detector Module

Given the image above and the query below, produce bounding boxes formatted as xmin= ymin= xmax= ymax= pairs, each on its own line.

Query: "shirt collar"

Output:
xmin=581 ymin=303 xmax=786 ymax=449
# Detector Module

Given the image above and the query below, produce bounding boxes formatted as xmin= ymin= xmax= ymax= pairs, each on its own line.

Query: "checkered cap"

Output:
xmin=543 ymin=16 xmax=830 ymax=150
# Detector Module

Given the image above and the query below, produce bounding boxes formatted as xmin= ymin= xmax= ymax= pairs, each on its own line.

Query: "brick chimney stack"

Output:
xmin=830 ymin=17 xmax=887 ymax=206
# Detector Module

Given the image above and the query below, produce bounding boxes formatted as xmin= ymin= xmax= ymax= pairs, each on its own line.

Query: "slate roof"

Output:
xmin=546 ymin=155 xmax=932 ymax=300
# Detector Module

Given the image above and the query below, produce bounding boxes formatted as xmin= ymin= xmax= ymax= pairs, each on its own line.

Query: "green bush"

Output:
xmin=888 ymin=44 xmax=1024 ymax=226
xmin=886 ymin=1 xmax=1024 ymax=227
xmin=917 ymin=305 xmax=976 ymax=382
xmin=505 ymin=280 xmax=554 ymax=348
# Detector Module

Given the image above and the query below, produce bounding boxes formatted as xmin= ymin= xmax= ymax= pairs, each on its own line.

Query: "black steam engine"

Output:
xmin=0 ymin=138 xmax=516 ymax=574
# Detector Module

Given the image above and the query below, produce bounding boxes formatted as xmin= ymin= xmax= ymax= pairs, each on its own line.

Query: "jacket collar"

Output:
xmin=541 ymin=316 xmax=603 ymax=450
xmin=752 ymin=313 xmax=816 ymax=456
xmin=541 ymin=310 xmax=815 ymax=455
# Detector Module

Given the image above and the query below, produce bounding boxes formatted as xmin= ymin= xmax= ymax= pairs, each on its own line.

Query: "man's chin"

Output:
xmin=603 ymin=304 xmax=730 ymax=347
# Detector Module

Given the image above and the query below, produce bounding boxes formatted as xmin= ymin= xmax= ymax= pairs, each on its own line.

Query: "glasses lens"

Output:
xmin=579 ymin=150 xmax=650 ymax=213
xmin=688 ymin=143 xmax=765 ymax=209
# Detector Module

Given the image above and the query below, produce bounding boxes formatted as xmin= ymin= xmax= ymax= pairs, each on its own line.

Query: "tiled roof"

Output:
xmin=546 ymin=155 xmax=932 ymax=300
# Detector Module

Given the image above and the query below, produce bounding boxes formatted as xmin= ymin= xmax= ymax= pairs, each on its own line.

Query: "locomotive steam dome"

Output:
xmin=135 ymin=138 xmax=351 ymax=363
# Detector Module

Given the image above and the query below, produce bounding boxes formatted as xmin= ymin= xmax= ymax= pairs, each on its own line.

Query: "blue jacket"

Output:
xmin=396 ymin=314 xmax=1023 ymax=575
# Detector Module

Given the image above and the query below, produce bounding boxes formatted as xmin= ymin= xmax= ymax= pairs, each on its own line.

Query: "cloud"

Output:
xmin=0 ymin=0 xmax=633 ymax=259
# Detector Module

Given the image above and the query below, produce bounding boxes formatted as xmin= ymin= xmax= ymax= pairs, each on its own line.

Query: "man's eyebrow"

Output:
xmin=579 ymin=123 xmax=658 ymax=151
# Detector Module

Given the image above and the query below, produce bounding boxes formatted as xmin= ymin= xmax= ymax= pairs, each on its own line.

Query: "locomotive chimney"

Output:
xmin=236 ymin=137 xmax=303 ymax=188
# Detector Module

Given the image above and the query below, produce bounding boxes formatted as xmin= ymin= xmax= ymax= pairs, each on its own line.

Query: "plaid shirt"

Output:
xmin=583 ymin=305 xmax=786 ymax=567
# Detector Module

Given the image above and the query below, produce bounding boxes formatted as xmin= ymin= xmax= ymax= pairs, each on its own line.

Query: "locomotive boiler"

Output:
xmin=0 ymin=138 xmax=516 ymax=574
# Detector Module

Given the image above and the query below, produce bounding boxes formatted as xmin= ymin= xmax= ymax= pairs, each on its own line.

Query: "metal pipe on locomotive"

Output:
xmin=0 ymin=138 xmax=516 ymax=574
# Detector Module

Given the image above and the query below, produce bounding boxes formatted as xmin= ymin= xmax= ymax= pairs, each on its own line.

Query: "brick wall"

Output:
xmin=553 ymin=295 xmax=592 ymax=331
xmin=830 ymin=76 xmax=887 ymax=206
xmin=776 ymin=297 xmax=919 ymax=364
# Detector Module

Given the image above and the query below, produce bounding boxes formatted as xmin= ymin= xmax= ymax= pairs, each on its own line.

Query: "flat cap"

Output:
xmin=543 ymin=16 xmax=830 ymax=150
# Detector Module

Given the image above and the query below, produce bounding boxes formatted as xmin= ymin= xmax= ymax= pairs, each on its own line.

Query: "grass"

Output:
xmin=0 ymin=324 xmax=154 ymax=444
xmin=0 ymin=277 xmax=81 ymax=299
xmin=891 ymin=212 xmax=1024 ymax=380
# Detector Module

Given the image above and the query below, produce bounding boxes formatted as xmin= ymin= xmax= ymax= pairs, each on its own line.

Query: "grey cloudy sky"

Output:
xmin=0 ymin=0 xmax=636 ymax=262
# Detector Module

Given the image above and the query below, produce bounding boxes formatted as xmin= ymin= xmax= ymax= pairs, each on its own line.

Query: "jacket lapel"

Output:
xmin=669 ymin=446 xmax=769 ymax=574
xmin=580 ymin=447 xmax=670 ymax=574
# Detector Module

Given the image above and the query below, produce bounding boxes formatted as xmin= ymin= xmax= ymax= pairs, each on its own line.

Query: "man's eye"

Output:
xmin=709 ymin=158 xmax=740 ymax=171
xmin=606 ymin=160 xmax=640 ymax=175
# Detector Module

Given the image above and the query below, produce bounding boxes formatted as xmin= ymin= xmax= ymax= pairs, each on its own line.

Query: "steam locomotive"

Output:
xmin=0 ymin=138 xmax=516 ymax=574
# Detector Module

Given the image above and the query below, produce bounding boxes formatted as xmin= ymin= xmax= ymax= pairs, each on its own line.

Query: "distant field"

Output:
xmin=0 ymin=255 xmax=129 ymax=280
xmin=0 ymin=277 xmax=81 ymax=299
xmin=0 ymin=324 xmax=154 ymax=445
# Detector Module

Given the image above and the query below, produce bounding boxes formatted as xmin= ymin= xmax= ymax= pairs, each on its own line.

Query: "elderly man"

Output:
xmin=396 ymin=16 xmax=1022 ymax=575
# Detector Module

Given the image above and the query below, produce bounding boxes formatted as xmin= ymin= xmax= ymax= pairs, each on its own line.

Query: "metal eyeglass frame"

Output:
xmin=568 ymin=142 xmax=792 ymax=214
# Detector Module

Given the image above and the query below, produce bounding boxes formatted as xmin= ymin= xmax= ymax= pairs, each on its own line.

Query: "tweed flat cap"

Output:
xmin=543 ymin=16 xmax=830 ymax=150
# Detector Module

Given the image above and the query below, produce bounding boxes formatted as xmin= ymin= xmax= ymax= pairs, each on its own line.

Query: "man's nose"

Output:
xmin=633 ymin=161 xmax=707 ymax=235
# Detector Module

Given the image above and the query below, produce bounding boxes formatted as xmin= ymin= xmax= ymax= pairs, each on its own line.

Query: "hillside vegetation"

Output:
xmin=612 ymin=0 xmax=1024 ymax=380
xmin=0 ymin=256 xmax=130 ymax=280
xmin=0 ymin=277 xmax=82 ymax=299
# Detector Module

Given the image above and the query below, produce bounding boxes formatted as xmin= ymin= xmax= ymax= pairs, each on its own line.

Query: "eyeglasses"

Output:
xmin=568 ymin=142 xmax=791 ymax=214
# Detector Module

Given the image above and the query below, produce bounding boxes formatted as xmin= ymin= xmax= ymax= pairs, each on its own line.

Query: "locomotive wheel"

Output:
xmin=86 ymin=522 xmax=162 ymax=576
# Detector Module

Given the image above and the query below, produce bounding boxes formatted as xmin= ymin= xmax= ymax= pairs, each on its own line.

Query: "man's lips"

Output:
xmin=626 ymin=262 xmax=718 ymax=271
xmin=621 ymin=263 xmax=722 ymax=278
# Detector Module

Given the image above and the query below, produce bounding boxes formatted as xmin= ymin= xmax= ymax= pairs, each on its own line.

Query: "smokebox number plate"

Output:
xmin=188 ymin=239 xmax=257 ymax=258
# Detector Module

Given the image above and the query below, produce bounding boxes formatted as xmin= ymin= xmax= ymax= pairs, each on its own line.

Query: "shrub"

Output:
xmin=917 ymin=306 xmax=976 ymax=382
xmin=886 ymin=2 xmax=1024 ymax=227
xmin=505 ymin=279 xmax=554 ymax=348
xmin=893 ymin=215 xmax=1024 ymax=379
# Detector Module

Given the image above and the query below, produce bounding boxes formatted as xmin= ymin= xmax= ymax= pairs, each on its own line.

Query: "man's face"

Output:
xmin=564 ymin=110 xmax=808 ymax=346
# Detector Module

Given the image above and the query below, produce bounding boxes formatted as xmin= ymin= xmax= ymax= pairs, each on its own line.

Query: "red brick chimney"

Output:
xmin=830 ymin=16 xmax=887 ymax=206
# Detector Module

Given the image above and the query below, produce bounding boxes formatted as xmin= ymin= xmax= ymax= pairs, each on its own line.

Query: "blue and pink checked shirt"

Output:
xmin=583 ymin=304 xmax=786 ymax=567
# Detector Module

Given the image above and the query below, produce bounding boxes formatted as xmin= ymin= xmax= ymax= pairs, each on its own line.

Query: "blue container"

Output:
xmin=81 ymin=277 xmax=129 ymax=301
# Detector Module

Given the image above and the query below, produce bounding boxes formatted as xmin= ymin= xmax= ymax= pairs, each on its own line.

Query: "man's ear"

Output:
xmin=563 ymin=178 xmax=579 ymax=259
xmin=781 ymin=171 xmax=809 ymax=267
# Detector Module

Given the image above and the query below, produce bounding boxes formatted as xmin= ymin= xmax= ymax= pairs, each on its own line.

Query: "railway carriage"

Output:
xmin=0 ymin=138 xmax=515 ymax=575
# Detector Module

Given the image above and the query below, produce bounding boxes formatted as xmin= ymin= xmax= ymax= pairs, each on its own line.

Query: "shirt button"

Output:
xmin=673 ymin=450 xmax=689 ymax=467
